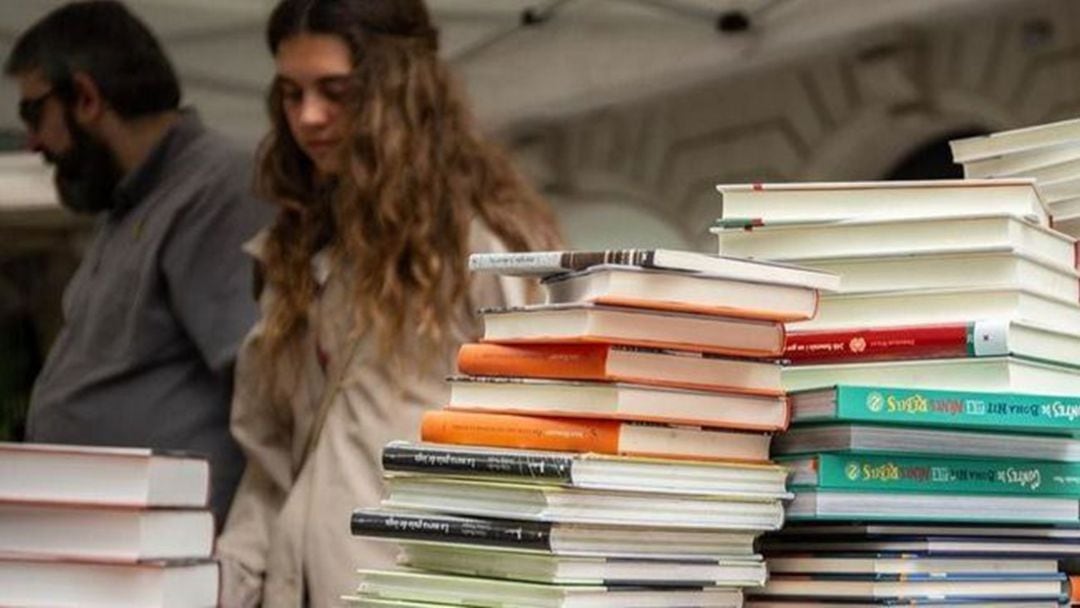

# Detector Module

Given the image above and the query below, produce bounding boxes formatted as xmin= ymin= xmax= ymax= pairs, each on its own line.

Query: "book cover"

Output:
xmin=351 ymin=509 xmax=555 ymax=552
xmin=783 ymin=453 xmax=1080 ymax=497
xmin=792 ymin=385 xmax=1080 ymax=434
xmin=381 ymin=441 xmax=790 ymax=497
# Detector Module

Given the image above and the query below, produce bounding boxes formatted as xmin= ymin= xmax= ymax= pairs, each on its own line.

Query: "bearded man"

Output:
xmin=5 ymin=1 xmax=269 ymax=528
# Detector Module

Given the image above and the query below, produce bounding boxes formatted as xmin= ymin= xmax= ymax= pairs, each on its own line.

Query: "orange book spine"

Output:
xmin=1071 ymin=573 xmax=1080 ymax=605
xmin=421 ymin=410 xmax=622 ymax=453
xmin=458 ymin=343 xmax=612 ymax=381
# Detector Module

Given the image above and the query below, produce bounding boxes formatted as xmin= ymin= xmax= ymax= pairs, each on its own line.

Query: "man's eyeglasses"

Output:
xmin=18 ymin=90 xmax=56 ymax=132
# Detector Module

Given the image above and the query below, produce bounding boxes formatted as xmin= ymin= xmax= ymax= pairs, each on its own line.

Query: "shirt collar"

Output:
xmin=111 ymin=108 xmax=203 ymax=217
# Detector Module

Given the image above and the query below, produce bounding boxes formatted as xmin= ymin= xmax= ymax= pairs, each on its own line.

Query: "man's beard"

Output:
xmin=47 ymin=108 xmax=123 ymax=214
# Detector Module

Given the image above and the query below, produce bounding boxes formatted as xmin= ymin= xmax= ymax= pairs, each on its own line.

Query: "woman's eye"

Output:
xmin=281 ymin=87 xmax=303 ymax=104
xmin=321 ymin=82 xmax=349 ymax=103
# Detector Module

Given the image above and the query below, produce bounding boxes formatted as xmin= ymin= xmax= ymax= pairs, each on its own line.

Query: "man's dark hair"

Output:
xmin=5 ymin=1 xmax=181 ymax=118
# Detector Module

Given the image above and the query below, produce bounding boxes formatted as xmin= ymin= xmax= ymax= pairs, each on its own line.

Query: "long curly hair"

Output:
xmin=257 ymin=0 xmax=562 ymax=368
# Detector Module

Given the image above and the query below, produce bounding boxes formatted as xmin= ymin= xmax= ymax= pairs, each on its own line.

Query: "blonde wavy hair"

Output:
xmin=258 ymin=0 xmax=561 ymax=368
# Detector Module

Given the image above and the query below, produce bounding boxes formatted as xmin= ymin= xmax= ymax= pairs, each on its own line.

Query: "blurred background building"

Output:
xmin=2 ymin=0 xmax=1080 ymax=437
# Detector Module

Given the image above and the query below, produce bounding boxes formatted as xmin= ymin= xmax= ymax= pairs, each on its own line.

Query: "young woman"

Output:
xmin=215 ymin=1 xmax=561 ymax=606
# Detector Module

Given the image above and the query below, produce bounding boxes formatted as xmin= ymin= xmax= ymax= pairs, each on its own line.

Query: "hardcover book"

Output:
xmin=786 ymin=489 xmax=1079 ymax=524
xmin=766 ymin=554 xmax=1058 ymax=576
xmin=950 ymin=118 xmax=1080 ymax=162
xmin=0 ymin=557 xmax=219 ymax=608
xmin=799 ymin=248 xmax=1079 ymax=302
xmin=0 ymin=502 xmax=213 ymax=561
xmin=0 ymin=442 xmax=209 ymax=508
xmin=542 ymin=265 xmax=820 ymax=322
xmin=782 ymin=356 xmax=1080 ymax=396
xmin=457 ymin=342 xmax=783 ymax=395
xmin=784 ymin=319 xmax=1080 ymax=367
xmin=790 ymin=287 xmax=1080 ymax=334
xmin=773 ymin=424 xmax=1080 ymax=462
xmin=781 ymin=453 xmax=1080 ymax=497
xmin=748 ymin=573 xmax=1068 ymax=602
xmin=788 ymin=385 xmax=1080 ymax=434
xmin=716 ymin=179 xmax=1050 ymax=226
xmin=481 ymin=304 xmax=787 ymax=358
xmin=714 ymin=213 xmax=1077 ymax=269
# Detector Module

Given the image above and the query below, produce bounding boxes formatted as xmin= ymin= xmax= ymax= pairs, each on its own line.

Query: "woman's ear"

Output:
xmin=68 ymin=71 xmax=106 ymax=126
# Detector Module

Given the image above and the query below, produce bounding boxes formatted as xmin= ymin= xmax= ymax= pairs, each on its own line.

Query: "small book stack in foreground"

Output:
xmin=343 ymin=248 xmax=836 ymax=607
xmin=715 ymin=179 xmax=1079 ymax=606
xmin=0 ymin=442 xmax=218 ymax=608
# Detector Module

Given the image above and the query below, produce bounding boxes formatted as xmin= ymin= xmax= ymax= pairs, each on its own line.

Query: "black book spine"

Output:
xmin=382 ymin=444 xmax=575 ymax=482
xmin=350 ymin=511 xmax=554 ymax=551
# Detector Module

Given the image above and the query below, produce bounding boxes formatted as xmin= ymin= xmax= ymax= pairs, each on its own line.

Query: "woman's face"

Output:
xmin=274 ymin=33 xmax=353 ymax=177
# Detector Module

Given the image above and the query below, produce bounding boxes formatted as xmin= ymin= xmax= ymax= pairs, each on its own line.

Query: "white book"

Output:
xmin=397 ymin=542 xmax=767 ymax=586
xmin=786 ymin=490 xmax=1078 ymax=525
xmin=766 ymin=555 xmax=1057 ymax=576
xmin=716 ymin=179 xmax=1050 ymax=226
xmin=383 ymin=477 xmax=786 ymax=530
xmin=714 ymin=213 xmax=1076 ymax=267
xmin=752 ymin=570 xmax=1069 ymax=600
xmin=964 ymin=143 xmax=1080 ymax=179
xmin=480 ymin=304 xmax=786 ymax=358
xmin=0 ymin=502 xmax=213 ymax=561
xmin=794 ymin=247 xmax=1080 ymax=301
xmin=1037 ymin=175 xmax=1080 ymax=204
xmin=950 ymin=118 xmax=1080 ymax=162
xmin=790 ymin=287 xmax=1080 ymax=334
xmin=0 ymin=443 xmax=208 ymax=508
xmin=773 ymin=424 xmax=1080 ymax=462
xmin=0 ymin=557 xmax=218 ymax=608
xmin=782 ymin=356 xmax=1080 ymax=396
xmin=354 ymin=570 xmax=744 ymax=608
xmin=542 ymin=265 xmax=819 ymax=322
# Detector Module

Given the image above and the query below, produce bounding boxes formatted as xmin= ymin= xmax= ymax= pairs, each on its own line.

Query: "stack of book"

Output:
xmin=951 ymin=118 xmax=1080 ymax=237
xmin=714 ymin=181 xmax=1080 ymax=605
xmin=344 ymin=249 xmax=837 ymax=607
xmin=0 ymin=442 xmax=218 ymax=608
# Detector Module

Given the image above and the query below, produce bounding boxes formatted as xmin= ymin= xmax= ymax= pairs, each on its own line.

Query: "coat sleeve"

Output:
xmin=215 ymin=257 xmax=293 ymax=608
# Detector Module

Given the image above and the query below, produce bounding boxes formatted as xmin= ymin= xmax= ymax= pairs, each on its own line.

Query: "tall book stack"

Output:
xmin=0 ymin=442 xmax=218 ymax=608
xmin=951 ymin=118 xmax=1080 ymax=238
xmin=714 ymin=181 xmax=1080 ymax=606
xmin=343 ymin=250 xmax=837 ymax=607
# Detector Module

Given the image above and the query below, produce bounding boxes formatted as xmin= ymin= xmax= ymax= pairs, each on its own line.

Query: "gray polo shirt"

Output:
xmin=27 ymin=110 xmax=270 ymax=526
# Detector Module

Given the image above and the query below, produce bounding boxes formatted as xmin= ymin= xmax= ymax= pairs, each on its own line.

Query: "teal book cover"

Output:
xmin=793 ymin=385 xmax=1080 ymax=434
xmin=782 ymin=453 xmax=1080 ymax=496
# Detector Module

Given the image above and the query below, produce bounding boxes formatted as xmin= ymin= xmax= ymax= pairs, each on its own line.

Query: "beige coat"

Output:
xmin=216 ymin=222 xmax=528 ymax=608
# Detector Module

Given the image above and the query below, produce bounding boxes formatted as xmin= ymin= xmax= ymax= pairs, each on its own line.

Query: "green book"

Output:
xmin=781 ymin=453 xmax=1080 ymax=497
xmin=791 ymin=385 xmax=1080 ymax=434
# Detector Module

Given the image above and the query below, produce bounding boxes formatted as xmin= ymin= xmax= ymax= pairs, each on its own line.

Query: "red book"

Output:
xmin=785 ymin=321 xmax=1007 ymax=364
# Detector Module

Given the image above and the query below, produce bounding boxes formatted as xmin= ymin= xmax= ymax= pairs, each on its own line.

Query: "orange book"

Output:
xmin=457 ymin=343 xmax=783 ymax=396
xmin=420 ymin=410 xmax=772 ymax=462
xmin=1071 ymin=573 xmax=1080 ymax=605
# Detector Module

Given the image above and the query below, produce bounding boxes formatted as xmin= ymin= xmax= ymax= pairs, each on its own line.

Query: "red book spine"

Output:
xmin=784 ymin=323 xmax=975 ymax=364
